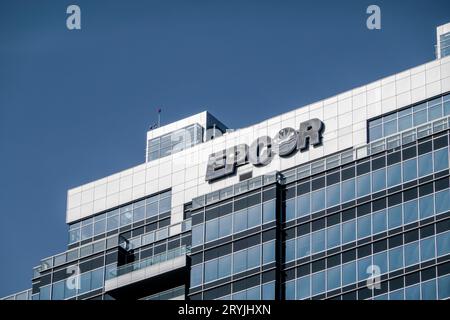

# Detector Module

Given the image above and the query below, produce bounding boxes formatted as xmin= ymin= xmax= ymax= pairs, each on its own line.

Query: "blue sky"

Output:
xmin=0 ymin=0 xmax=449 ymax=297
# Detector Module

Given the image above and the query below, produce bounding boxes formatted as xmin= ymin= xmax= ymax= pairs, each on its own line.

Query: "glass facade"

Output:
xmin=441 ymin=32 xmax=450 ymax=58
xmin=147 ymin=124 xmax=203 ymax=161
xmin=368 ymin=93 xmax=450 ymax=141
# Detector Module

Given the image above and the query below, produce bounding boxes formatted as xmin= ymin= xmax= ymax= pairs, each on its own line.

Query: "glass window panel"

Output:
xmin=326 ymin=184 xmax=340 ymax=207
xmin=248 ymin=205 xmax=261 ymax=228
xmin=219 ymin=215 xmax=232 ymax=238
xmin=341 ymin=179 xmax=356 ymax=203
xmin=372 ymin=209 xmax=387 ymax=234
xmin=418 ymin=153 xmax=433 ymax=177
xmin=262 ymin=282 xmax=275 ymax=300
xmin=342 ymin=261 xmax=357 ymax=286
xmin=285 ymin=280 xmax=295 ymax=300
xmin=389 ymin=246 xmax=403 ymax=271
xmin=389 ymin=289 xmax=404 ymax=300
xmin=435 ymin=189 xmax=450 ymax=214
xmin=342 ymin=220 xmax=356 ymax=244
xmin=205 ymin=219 xmax=219 ymax=242
xmin=297 ymin=194 xmax=310 ymax=217
xmin=311 ymin=271 xmax=325 ymax=296
xmin=285 ymin=199 xmax=296 ymax=221
xmin=120 ymin=211 xmax=132 ymax=227
xmin=285 ymin=239 xmax=296 ymax=262
xmin=326 ymin=224 xmax=340 ymax=249
xmin=438 ymin=275 xmax=450 ymax=300
xmin=419 ymin=195 xmax=434 ymax=219
xmin=52 ymin=281 xmax=64 ymax=300
xmin=191 ymin=224 xmax=204 ymax=247
xmin=159 ymin=197 xmax=171 ymax=213
xmin=312 ymin=230 xmax=325 ymax=254
xmin=437 ymin=231 xmax=450 ymax=256
xmin=81 ymin=224 xmax=93 ymax=241
xmin=233 ymin=209 xmax=247 ymax=233
xmin=327 ymin=266 xmax=341 ymax=291
xmin=204 ymin=259 xmax=218 ymax=283
xmin=404 ymin=241 xmax=420 ymax=267
xmin=388 ymin=205 xmax=403 ymax=229
xmin=421 ymin=279 xmax=437 ymax=300
xmin=69 ymin=228 xmax=80 ymax=244
xmin=297 ymin=235 xmax=311 ymax=259
xmin=369 ymin=125 xmax=382 ymax=141
xmin=39 ymin=285 xmax=51 ymax=300
xmin=233 ymin=250 xmax=247 ymax=274
xmin=420 ymin=237 xmax=436 ymax=262
xmin=358 ymin=256 xmax=372 ymax=281
xmin=263 ymin=241 xmax=275 ymax=264
xmin=387 ymin=164 xmax=402 ymax=187
xmin=434 ymin=148 xmax=449 ymax=172
xmin=428 ymin=103 xmax=442 ymax=121
xmin=372 ymin=168 xmax=386 ymax=192
xmin=311 ymin=189 xmax=325 ymax=212
xmin=413 ymin=109 xmax=427 ymax=126
xmin=373 ymin=251 xmax=388 ymax=274
xmin=91 ymin=268 xmax=103 ymax=290
xmin=296 ymin=276 xmax=310 ymax=300
xmin=357 ymin=215 xmax=371 ymax=239
xmin=405 ymin=284 xmax=421 ymax=300
xmin=133 ymin=206 xmax=145 ymax=222
xmin=93 ymin=219 xmax=106 ymax=236
xmin=247 ymin=246 xmax=261 ymax=269
xmin=403 ymin=158 xmax=417 ymax=182
xmin=232 ymin=291 xmax=246 ymax=300
xmin=107 ymin=214 xmax=119 ymax=231
xmin=190 ymin=264 xmax=202 ymax=287
xmin=403 ymin=200 xmax=418 ymax=225
xmin=247 ymin=286 xmax=260 ymax=300
xmin=78 ymin=271 xmax=91 ymax=295
xmin=262 ymin=200 xmax=276 ymax=223
xmin=398 ymin=114 xmax=412 ymax=131
xmin=383 ymin=120 xmax=397 ymax=136
xmin=444 ymin=100 xmax=450 ymax=116
xmin=357 ymin=174 xmax=371 ymax=197
xmin=146 ymin=202 xmax=158 ymax=218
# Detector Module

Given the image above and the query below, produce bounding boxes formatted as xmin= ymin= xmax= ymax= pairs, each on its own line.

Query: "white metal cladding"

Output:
xmin=66 ymin=55 xmax=450 ymax=224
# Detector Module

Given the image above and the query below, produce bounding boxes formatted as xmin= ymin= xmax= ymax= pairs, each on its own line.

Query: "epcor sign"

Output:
xmin=205 ymin=118 xmax=324 ymax=182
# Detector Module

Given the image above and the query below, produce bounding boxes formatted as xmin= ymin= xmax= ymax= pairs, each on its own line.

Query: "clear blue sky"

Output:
xmin=0 ymin=0 xmax=449 ymax=297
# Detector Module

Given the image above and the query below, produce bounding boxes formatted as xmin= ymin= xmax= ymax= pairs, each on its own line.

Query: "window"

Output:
xmin=434 ymin=148 xmax=449 ymax=172
xmin=219 ymin=215 xmax=232 ymax=238
xmin=52 ymin=281 xmax=64 ymax=300
xmin=404 ymin=241 xmax=419 ymax=267
xmin=405 ymin=284 xmax=421 ymax=300
xmin=297 ymin=194 xmax=310 ymax=217
xmin=311 ymin=271 xmax=325 ymax=296
xmin=190 ymin=264 xmax=203 ymax=287
xmin=358 ymin=256 xmax=371 ymax=281
xmin=387 ymin=164 xmax=401 ymax=187
xmin=418 ymin=153 xmax=433 ymax=177
xmin=106 ymin=213 xmax=119 ymax=231
xmin=341 ymin=179 xmax=355 ymax=202
xmin=438 ymin=275 xmax=450 ymax=300
xmin=435 ymin=189 xmax=450 ymax=214
xmin=357 ymin=174 xmax=371 ymax=197
xmin=419 ymin=195 xmax=434 ymax=219
xmin=262 ymin=282 xmax=275 ymax=300
xmin=285 ymin=239 xmax=295 ymax=262
xmin=79 ymin=271 xmax=92 ymax=295
xmin=263 ymin=241 xmax=275 ymax=264
xmin=205 ymin=219 xmax=219 ymax=242
xmin=403 ymin=158 xmax=417 ymax=182
xmin=297 ymin=235 xmax=311 ymax=259
xmin=326 ymin=224 xmax=340 ymax=249
xmin=437 ymin=231 xmax=450 ymax=256
xmin=389 ymin=246 xmax=403 ymax=271
xmin=233 ymin=209 xmax=247 ymax=233
xmin=247 ymin=205 xmax=261 ymax=229
xmin=285 ymin=281 xmax=295 ymax=300
xmin=311 ymin=189 xmax=325 ymax=212
xmin=372 ymin=210 xmax=387 ymax=234
xmin=296 ymin=276 xmax=310 ymax=300
xmin=342 ymin=220 xmax=356 ymax=244
xmin=373 ymin=251 xmax=388 ymax=274
xmin=205 ymin=259 xmax=218 ymax=283
xmin=91 ymin=268 xmax=103 ymax=291
xmin=146 ymin=201 xmax=158 ymax=218
xmin=326 ymin=184 xmax=340 ymax=207
xmin=327 ymin=266 xmax=341 ymax=291
xmin=372 ymin=168 xmax=386 ymax=192
xmin=312 ymin=230 xmax=325 ymax=254
xmin=285 ymin=199 xmax=296 ymax=221
xmin=421 ymin=279 xmax=437 ymax=300
xmin=120 ymin=210 xmax=132 ymax=227
xmin=247 ymin=246 xmax=261 ymax=270
xmin=233 ymin=250 xmax=247 ymax=273
xmin=342 ymin=261 xmax=356 ymax=286
xmin=388 ymin=205 xmax=402 ymax=229
xmin=357 ymin=215 xmax=371 ymax=239
xmin=81 ymin=224 xmax=93 ymax=241
xmin=403 ymin=200 xmax=418 ymax=224
xmin=191 ymin=224 xmax=204 ymax=247
xmin=263 ymin=200 xmax=276 ymax=223
xmin=420 ymin=237 xmax=435 ymax=262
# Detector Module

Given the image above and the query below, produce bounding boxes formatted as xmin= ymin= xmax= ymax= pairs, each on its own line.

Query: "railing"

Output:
xmin=106 ymin=245 xmax=190 ymax=280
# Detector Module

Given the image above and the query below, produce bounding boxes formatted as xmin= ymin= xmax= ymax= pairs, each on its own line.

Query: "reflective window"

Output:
xmin=434 ymin=148 xmax=449 ymax=172
xmin=311 ymin=189 xmax=325 ymax=212
xmin=262 ymin=200 xmax=276 ymax=223
xmin=312 ymin=230 xmax=325 ymax=254
xmin=357 ymin=215 xmax=371 ymax=239
xmin=297 ymin=194 xmax=310 ymax=217
xmin=342 ymin=261 xmax=356 ymax=286
xmin=389 ymin=246 xmax=403 ymax=271
xmin=311 ymin=271 xmax=325 ymax=296
xmin=372 ymin=209 xmax=387 ymax=234
xmin=372 ymin=168 xmax=386 ymax=192
xmin=297 ymin=235 xmax=311 ymax=259
xmin=297 ymin=276 xmax=310 ymax=300
xmin=419 ymin=195 xmax=434 ymax=219
xmin=341 ymin=179 xmax=355 ymax=203
xmin=387 ymin=164 xmax=402 ymax=187
xmin=403 ymin=158 xmax=417 ymax=182
xmin=403 ymin=200 xmax=418 ymax=224
xmin=190 ymin=264 xmax=202 ymax=287
xmin=388 ymin=205 xmax=402 ymax=229
xmin=326 ymin=225 xmax=340 ymax=249
xmin=326 ymin=184 xmax=340 ymax=207
xmin=357 ymin=174 xmax=371 ymax=197
xmin=404 ymin=241 xmax=420 ymax=267
xmin=342 ymin=220 xmax=356 ymax=244
xmin=418 ymin=153 xmax=433 ymax=177
xmin=420 ymin=237 xmax=435 ymax=261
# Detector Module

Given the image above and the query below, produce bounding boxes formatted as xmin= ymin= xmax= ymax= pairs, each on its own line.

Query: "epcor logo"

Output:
xmin=205 ymin=118 xmax=324 ymax=182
